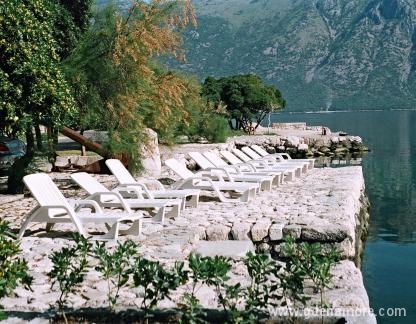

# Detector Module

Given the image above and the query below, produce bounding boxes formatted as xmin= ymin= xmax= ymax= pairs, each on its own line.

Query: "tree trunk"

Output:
xmin=228 ymin=119 xmax=235 ymax=130
xmin=25 ymin=124 xmax=35 ymax=155
xmin=80 ymin=130 xmax=86 ymax=156
xmin=34 ymin=124 xmax=43 ymax=151
xmin=60 ymin=126 xmax=105 ymax=157
xmin=7 ymin=125 xmax=35 ymax=194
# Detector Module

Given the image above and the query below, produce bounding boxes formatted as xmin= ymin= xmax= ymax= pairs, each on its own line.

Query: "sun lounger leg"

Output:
xmin=166 ymin=203 xmax=181 ymax=219
xmin=284 ymin=171 xmax=295 ymax=182
xmin=18 ymin=207 xmax=39 ymax=239
xmin=185 ymin=194 xmax=199 ymax=208
xmin=151 ymin=207 xmax=165 ymax=223
xmin=272 ymin=174 xmax=282 ymax=186
xmin=119 ymin=219 xmax=143 ymax=236
xmin=93 ymin=222 xmax=120 ymax=241
xmin=260 ymin=179 xmax=272 ymax=191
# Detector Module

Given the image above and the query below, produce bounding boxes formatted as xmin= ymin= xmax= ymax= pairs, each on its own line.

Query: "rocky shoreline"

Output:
xmin=0 ymin=124 xmax=375 ymax=323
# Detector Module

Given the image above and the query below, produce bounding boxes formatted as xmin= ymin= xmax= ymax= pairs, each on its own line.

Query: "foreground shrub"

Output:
xmin=94 ymin=239 xmax=139 ymax=310
xmin=44 ymin=235 xmax=340 ymax=323
xmin=48 ymin=233 xmax=92 ymax=309
xmin=0 ymin=220 xmax=33 ymax=319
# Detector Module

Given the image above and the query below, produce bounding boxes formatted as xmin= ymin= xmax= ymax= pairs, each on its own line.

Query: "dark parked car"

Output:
xmin=0 ymin=134 xmax=26 ymax=171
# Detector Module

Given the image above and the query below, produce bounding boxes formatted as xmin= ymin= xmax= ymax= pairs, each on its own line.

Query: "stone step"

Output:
xmin=193 ymin=240 xmax=255 ymax=258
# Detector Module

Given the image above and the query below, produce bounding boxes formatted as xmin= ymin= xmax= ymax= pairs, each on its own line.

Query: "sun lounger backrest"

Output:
xmin=188 ymin=152 xmax=215 ymax=170
xmin=232 ymin=149 xmax=252 ymax=162
xmin=241 ymin=146 xmax=262 ymax=159
xmin=220 ymin=151 xmax=244 ymax=165
xmin=23 ymin=173 xmax=72 ymax=209
xmin=71 ymin=172 xmax=109 ymax=195
xmin=251 ymin=145 xmax=294 ymax=161
xmin=106 ymin=159 xmax=137 ymax=185
xmin=164 ymin=158 xmax=195 ymax=179
xmin=250 ymin=144 xmax=268 ymax=157
xmin=203 ymin=151 xmax=228 ymax=167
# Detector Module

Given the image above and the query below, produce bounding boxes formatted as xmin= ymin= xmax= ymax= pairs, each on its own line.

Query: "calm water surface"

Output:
xmin=269 ymin=110 xmax=416 ymax=324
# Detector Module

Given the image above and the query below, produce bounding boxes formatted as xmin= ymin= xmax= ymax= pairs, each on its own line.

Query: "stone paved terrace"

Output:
xmin=0 ymin=166 xmax=375 ymax=323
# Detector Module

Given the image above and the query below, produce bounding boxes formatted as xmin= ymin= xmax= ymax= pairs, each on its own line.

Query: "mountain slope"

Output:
xmin=95 ymin=0 xmax=416 ymax=111
xmin=173 ymin=0 xmax=416 ymax=110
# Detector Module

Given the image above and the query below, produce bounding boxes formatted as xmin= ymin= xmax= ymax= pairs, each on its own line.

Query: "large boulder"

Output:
xmin=140 ymin=128 xmax=161 ymax=177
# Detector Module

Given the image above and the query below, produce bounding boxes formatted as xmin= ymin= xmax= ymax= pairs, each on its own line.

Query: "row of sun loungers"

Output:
xmin=18 ymin=147 xmax=315 ymax=241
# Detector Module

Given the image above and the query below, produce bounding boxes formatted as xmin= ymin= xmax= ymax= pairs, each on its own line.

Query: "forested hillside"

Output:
xmin=99 ymin=0 xmax=416 ymax=111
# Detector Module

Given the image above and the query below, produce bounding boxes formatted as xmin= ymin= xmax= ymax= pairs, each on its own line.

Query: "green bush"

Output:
xmin=48 ymin=233 xmax=92 ymax=310
xmin=0 ymin=221 xmax=33 ymax=319
xmin=44 ymin=236 xmax=340 ymax=322
xmin=182 ymin=108 xmax=230 ymax=143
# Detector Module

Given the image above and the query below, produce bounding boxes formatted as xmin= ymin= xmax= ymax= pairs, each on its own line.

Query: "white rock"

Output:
xmin=269 ymin=223 xmax=285 ymax=240
xmin=251 ymin=218 xmax=272 ymax=242
xmin=298 ymin=143 xmax=309 ymax=151
xmin=206 ymin=224 xmax=231 ymax=240
xmin=193 ymin=240 xmax=255 ymax=258
xmin=231 ymin=222 xmax=252 ymax=240
xmin=140 ymin=128 xmax=161 ymax=177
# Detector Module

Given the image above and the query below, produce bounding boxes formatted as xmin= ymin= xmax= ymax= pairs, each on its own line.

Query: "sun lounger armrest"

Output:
xmin=256 ymin=156 xmax=279 ymax=165
xmin=223 ymin=165 xmax=242 ymax=174
xmin=74 ymin=200 xmax=104 ymax=213
xmin=278 ymin=153 xmax=291 ymax=160
xmin=88 ymin=191 xmax=132 ymax=212
xmin=208 ymin=168 xmax=235 ymax=181
xmin=187 ymin=175 xmax=221 ymax=186
xmin=136 ymin=179 xmax=165 ymax=191
xmin=235 ymin=163 xmax=257 ymax=172
xmin=196 ymin=168 xmax=235 ymax=182
xmin=37 ymin=205 xmax=73 ymax=217
xmin=194 ymin=170 xmax=223 ymax=181
xmin=260 ymin=154 xmax=284 ymax=161
xmin=114 ymin=183 xmax=153 ymax=199
xmin=246 ymin=160 xmax=268 ymax=168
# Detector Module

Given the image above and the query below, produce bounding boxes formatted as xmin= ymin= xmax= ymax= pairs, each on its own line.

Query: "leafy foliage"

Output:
xmin=0 ymin=221 xmax=33 ymax=302
xmin=0 ymin=0 xmax=75 ymax=141
xmin=0 ymin=0 xmax=93 ymax=193
xmin=64 ymin=0 xmax=199 ymax=169
xmin=178 ymin=100 xmax=230 ymax=143
xmin=132 ymin=257 xmax=186 ymax=315
xmin=202 ymin=74 xmax=285 ymax=132
xmin=44 ymin=234 xmax=340 ymax=322
xmin=48 ymin=233 xmax=92 ymax=309
xmin=181 ymin=253 xmax=234 ymax=323
xmin=94 ymin=239 xmax=139 ymax=309
xmin=243 ymin=251 xmax=283 ymax=320
xmin=53 ymin=0 xmax=93 ymax=60
xmin=281 ymin=236 xmax=340 ymax=309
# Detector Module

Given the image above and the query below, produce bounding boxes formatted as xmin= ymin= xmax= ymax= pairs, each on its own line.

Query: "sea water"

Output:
xmin=268 ymin=110 xmax=416 ymax=324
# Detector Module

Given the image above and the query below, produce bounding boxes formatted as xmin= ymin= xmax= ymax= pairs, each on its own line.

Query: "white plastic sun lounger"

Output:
xmin=241 ymin=146 xmax=308 ymax=175
xmin=105 ymin=159 xmax=200 ymax=210
xmin=200 ymin=151 xmax=282 ymax=186
xmin=19 ymin=173 xmax=143 ymax=241
xmin=188 ymin=151 xmax=273 ymax=191
xmin=250 ymin=144 xmax=314 ymax=170
xmin=71 ymin=172 xmax=182 ymax=223
xmin=230 ymin=149 xmax=300 ymax=181
xmin=164 ymin=158 xmax=258 ymax=203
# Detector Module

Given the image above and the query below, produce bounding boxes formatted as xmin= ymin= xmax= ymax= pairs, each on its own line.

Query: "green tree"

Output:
xmin=64 ymin=0 xmax=198 ymax=170
xmin=0 ymin=0 xmax=75 ymax=148
xmin=0 ymin=0 xmax=80 ymax=194
xmin=53 ymin=0 xmax=93 ymax=60
xmin=202 ymin=74 xmax=286 ymax=132
xmin=173 ymin=76 xmax=230 ymax=143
